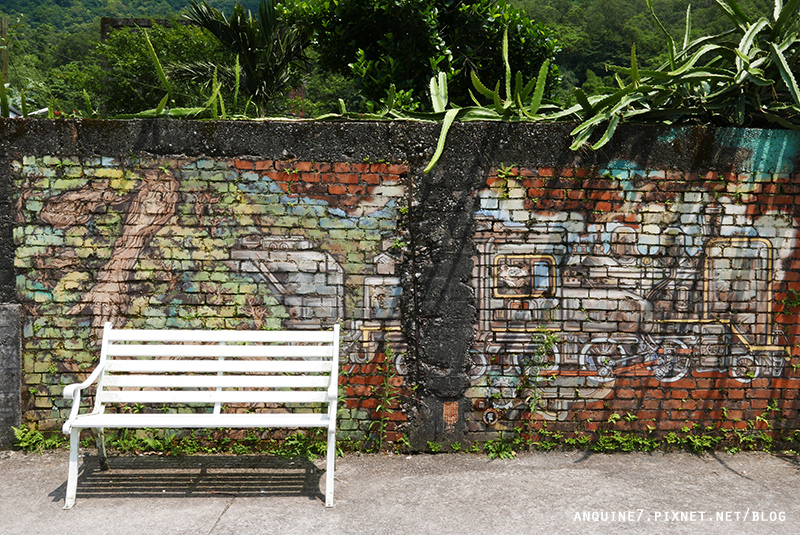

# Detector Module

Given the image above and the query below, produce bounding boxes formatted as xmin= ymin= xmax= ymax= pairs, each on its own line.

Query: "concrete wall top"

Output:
xmin=0 ymin=119 xmax=797 ymax=175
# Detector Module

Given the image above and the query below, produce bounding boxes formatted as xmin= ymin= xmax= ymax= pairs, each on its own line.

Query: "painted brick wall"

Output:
xmin=467 ymin=164 xmax=800 ymax=444
xmin=12 ymin=154 xmax=410 ymax=443
xmin=2 ymin=119 xmax=800 ymax=450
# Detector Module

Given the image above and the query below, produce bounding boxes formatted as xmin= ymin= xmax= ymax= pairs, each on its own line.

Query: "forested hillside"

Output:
xmin=0 ymin=1 xmax=258 ymax=29
xmin=510 ymin=0 xmax=776 ymax=91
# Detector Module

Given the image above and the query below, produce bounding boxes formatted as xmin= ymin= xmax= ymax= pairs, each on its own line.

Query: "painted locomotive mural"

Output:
xmin=468 ymin=175 xmax=794 ymax=427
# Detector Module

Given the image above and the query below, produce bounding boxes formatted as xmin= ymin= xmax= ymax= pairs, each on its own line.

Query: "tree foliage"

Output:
xmin=562 ymin=0 xmax=800 ymax=149
xmin=510 ymin=0 xmax=776 ymax=94
xmin=183 ymin=0 xmax=311 ymax=114
xmin=91 ymin=22 xmax=232 ymax=116
xmin=293 ymin=0 xmax=560 ymax=109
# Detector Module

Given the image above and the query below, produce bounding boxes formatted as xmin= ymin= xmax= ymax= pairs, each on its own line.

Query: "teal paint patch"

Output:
xmin=715 ymin=127 xmax=800 ymax=174
xmin=599 ymin=159 xmax=646 ymax=173
xmin=598 ymin=159 xmax=646 ymax=203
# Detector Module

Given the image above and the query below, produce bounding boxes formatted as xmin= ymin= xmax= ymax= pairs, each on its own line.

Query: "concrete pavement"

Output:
xmin=1 ymin=448 xmax=799 ymax=534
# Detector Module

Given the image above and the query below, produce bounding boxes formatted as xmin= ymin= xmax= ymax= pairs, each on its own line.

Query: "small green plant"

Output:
xmin=12 ymin=424 xmax=66 ymax=453
xmin=484 ymin=433 xmax=516 ymax=459
xmin=494 ymin=163 xmax=517 ymax=199
xmin=275 ymin=430 xmax=328 ymax=460
xmin=389 ymin=238 xmax=408 ymax=251
xmin=427 ymin=441 xmax=443 ymax=453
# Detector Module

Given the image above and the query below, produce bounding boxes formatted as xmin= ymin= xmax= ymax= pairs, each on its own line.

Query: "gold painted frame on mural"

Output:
xmin=492 ymin=254 xmax=555 ymax=298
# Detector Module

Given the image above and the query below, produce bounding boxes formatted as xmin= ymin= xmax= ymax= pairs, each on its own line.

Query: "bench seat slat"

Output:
xmin=105 ymin=360 xmax=332 ymax=373
xmin=99 ymin=390 xmax=329 ymax=405
xmin=69 ymin=412 xmax=331 ymax=429
xmin=107 ymin=330 xmax=336 ymax=344
xmin=107 ymin=344 xmax=333 ymax=359
xmin=103 ymin=375 xmax=331 ymax=389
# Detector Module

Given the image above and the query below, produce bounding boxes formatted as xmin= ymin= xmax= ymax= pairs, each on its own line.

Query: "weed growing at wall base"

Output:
xmin=12 ymin=424 xmax=66 ymax=453
xmin=477 ymin=401 xmax=800 ymax=457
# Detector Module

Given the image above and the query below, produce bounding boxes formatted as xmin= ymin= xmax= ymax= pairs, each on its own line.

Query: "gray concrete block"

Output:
xmin=0 ymin=304 xmax=21 ymax=450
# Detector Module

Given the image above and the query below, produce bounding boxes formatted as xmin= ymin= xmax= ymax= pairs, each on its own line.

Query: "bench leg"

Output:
xmin=325 ymin=427 xmax=335 ymax=507
xmin=64 ymin=429 xmax=80 ymax=509
xmin=96 ymin=429 xmax=109 ymax=472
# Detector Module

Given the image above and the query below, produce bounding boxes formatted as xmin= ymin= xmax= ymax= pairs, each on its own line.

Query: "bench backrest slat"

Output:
xmin=106 ymin=329 xmax=336 ymax=344
xmin=100 ymin=390 xmax=329 ymax=405
xmin=93 ymin=323 xmax=340 ymax=414
xmin=104 ymin=360 xmax=332 ymax=374
xmin=106 ymin=344 xmax=334 ymax=359
xmin=104 ymin=374 xmax=331 ymax=389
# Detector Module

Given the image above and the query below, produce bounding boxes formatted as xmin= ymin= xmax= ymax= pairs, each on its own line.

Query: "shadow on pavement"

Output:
xmin=47 ymin=454 xmax=325 ymax=504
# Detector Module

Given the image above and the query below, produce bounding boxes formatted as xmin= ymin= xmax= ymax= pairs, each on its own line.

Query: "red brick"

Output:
xmin=234 ymin=159 xmax=253 ymax=170
xmin=386 ymin=164 xmax=407 ymax=174
xmin=749 ymin=388 xmax=778 ymax=399
xmin=369 ymin=163 xmax=389 ymax=173
xmin=333 ymin=163 xmax=352 ymax=173
xmin=567 ymin=189 xmax=586 ymax=200
xmin=363 ymin=375 xmax=384 ymax=386
xmin=362 ymin=173 xmax=380 ymax=185
xmin=656 ymin=420 xmax=687 ymax=430
xmin=338 ymin=173 xmax=360 ymax=184
xmin=748 ymin=398 xmax=771 ymax=409
xmin=583 ymin=178 xmax=616 ymax=189
xmin=771 ymin=378 xmax=800 ymax=389
xmin=348 ymin=185 xmax=367 ymax=195
xmin=761 ymin=184 xmax=781 ymax=194
xmin=389 ymin=411 xmax=408 ymax=422
xmin=278 ymin=171 xmax=299 ymax=182
xmin=328 ymin=184 xmax=347 ymax=195
xmin=255 ymin=160 xmax=273 ymax=170
xmin=527 ymin=188 xmax=545 ymax=199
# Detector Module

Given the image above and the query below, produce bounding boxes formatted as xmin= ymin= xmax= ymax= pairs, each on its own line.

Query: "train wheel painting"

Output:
xmin=468 ymin=350 xmax=489 ymax=380
xmin=579 ymin=337 xmax=625 ymax=383
xmin=651 ymin=340 xmax=691 ymax=383
xmin=729 ymin=353 xmax=761 ymax=383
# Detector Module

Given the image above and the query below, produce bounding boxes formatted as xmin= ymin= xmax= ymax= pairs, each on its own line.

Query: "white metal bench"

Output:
xmin=61 ymin=322 xmax=340 ymax=508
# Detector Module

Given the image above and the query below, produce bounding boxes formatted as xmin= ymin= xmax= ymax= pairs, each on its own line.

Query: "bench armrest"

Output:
xmin=63 ymin=361 xmax=105 ymax=400
xmin=61 ymin=362 xmax=106 ymax=434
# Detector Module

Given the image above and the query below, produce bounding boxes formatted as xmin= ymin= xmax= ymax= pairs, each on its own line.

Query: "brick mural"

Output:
xmin=467 ymin=162 xmax=800 ymax=440
xmin=12 ymin=155 xmax=409 ymax=441
xmin=3 ymin=120 xmax=800 ymax=449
